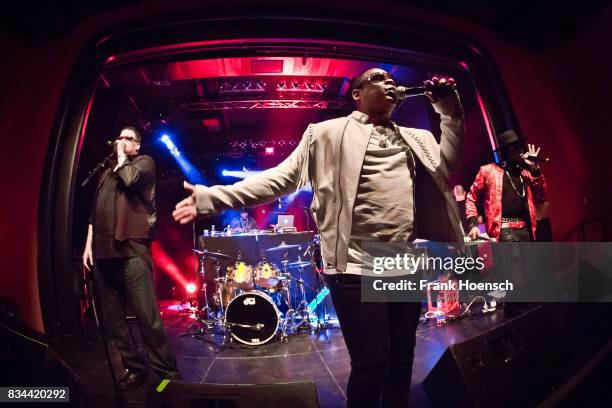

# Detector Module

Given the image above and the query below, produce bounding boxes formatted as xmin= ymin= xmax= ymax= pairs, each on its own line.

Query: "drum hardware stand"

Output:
xmin=281 ymin=257 xmax=314 ymax=337
xmin=184 ymin=251 xmax=224 ymax=337
xmin=312 ymin=272 xmax=339 ymax=333
xmin=192 ymin=225 xmax=213 ymax=322
xmin=197 ymin=250 xmax=216 ymax=321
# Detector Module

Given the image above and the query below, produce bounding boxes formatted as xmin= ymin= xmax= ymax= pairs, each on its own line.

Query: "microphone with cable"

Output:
xmin=395 ymin=85 xmax=426 ymax=100
xmin=395 ymin=82 xmax=458 ymax=100
xmin=524 ymin=155 xmax=550 ymax=163
xmin=81 ymin=141 xmax=117 ymax=187
xmin=106 ymin=140 xmax=119 ymax=155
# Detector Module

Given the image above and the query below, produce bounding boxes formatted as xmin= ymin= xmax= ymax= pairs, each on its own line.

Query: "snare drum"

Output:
xmin=226 ymin=261 xmax=254 ymax=289
xmin=225 ymin=291 xmax=280 ymax=345
xmin=254 ymin=260 xmax=281 ymax=288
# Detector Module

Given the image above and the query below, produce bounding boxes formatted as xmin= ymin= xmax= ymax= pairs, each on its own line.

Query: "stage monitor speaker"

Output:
xmin=146 ymin=380 xmax=320 ymax=408
xmin=0 ymin=321 xmax=96 ymax=405
xmin=423 ymin=306 xmax=570 ymax=407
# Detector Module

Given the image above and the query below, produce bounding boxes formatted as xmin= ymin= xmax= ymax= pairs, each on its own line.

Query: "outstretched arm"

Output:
xmin=173 ymin=125 xmax=312 ymax=224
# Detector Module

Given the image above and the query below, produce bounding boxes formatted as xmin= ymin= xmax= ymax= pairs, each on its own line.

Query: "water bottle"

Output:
xmin=211 ymin=225 xmax=216 ymax=236
xmin=226 ymin=224 xmax=232 ymax=236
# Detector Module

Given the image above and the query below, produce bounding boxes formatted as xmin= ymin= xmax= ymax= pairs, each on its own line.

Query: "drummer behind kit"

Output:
xmin=187 ymin=237 xmax=333 ymax=346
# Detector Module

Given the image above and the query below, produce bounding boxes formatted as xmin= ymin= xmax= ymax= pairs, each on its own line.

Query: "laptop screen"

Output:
xmin=277 ymin=214 xmax=294 ymax=228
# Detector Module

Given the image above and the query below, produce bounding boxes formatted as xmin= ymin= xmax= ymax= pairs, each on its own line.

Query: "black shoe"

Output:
xmin=119 ymin=370 xmax=148 ymax=389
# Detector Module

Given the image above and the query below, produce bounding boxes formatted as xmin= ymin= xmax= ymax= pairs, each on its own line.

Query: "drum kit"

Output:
xmin=188 ymin=240 xmax=325 ymax=346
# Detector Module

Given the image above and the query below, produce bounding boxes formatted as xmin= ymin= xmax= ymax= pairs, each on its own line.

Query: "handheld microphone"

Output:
xmin=395 ymin=85 xmax=426 ymax=100
xmin=105 ymin=140 xmax=115 ymax=147
xmin=525 ymin=155 xmax=550 ymax=163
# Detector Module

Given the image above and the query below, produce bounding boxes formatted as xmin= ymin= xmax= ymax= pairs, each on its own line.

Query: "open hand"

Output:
xmin=520 ymin=143 xmax=541 ymax=169
xmin=172 ymin=181 xmax=197 ymax=224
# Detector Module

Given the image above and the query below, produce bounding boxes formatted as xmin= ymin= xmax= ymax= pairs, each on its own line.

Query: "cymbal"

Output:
xmin=264 ymin=243 xmax=301 ymax=253
xmin=192 ymin=249 xmax=236 ymax=260
xmin=286 ymin=261 xmax=311 ymax=269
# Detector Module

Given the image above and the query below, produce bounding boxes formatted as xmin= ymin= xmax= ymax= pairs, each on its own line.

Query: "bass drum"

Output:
xmin=225 ymin=291 xmax=280 ymax=345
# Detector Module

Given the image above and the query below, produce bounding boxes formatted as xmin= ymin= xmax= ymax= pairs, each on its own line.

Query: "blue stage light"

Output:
xmin=158 ymin=133 xmax=205 ymax=185
xmin=221 ymin=168 xmax=262 ymax=179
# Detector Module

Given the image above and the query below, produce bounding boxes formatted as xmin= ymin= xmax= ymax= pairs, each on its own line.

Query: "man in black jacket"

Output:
xmin=83 ymin=126 xmax=179 ymax=388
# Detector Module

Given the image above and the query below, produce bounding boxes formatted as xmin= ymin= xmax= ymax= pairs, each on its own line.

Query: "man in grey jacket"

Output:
xmin=174 ymin=68 xmax=464 ymax=407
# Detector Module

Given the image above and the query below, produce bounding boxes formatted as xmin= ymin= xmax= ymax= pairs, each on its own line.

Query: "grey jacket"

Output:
xmin=195 ymin=92 xmax=465 ymax=272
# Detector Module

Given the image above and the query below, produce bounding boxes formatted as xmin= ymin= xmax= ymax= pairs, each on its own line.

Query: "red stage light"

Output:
xmin=264 ymin=146 xmax=275 ymax=155
xmin=185 ymin=283 xmax=197 ymax=294
xmin=202 ymin=118 xmax=221 ymax=128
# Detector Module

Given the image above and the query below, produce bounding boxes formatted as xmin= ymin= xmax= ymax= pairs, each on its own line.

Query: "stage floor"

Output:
xmin=52 ymin=301 xmax=509 ymax=407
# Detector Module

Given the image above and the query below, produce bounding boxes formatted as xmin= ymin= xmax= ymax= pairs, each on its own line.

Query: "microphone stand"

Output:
xmin=81 ymin=152 xmax=114 ymax=187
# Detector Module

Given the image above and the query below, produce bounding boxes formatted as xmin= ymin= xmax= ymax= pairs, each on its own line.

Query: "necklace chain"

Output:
xmin=375 ymin=126 xmax=394 ymax=148
xmin=505 ymin=170 xmax=525 ymax=198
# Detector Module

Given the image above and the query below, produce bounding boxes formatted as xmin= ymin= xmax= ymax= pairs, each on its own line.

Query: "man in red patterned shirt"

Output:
xmin=466 ymin=130 xmax=548 ymax=242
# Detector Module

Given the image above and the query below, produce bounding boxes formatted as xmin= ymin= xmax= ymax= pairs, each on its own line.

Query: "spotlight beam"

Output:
xmin=160 ymin=134 xmax=206 ymax=185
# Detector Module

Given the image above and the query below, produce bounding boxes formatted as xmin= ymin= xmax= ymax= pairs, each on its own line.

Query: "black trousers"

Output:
xmin=499 ymin=227 xmax=532 ymax=243
xmin=325 ymin=274 xmax=422 ymax=408
xmin=94 ymin=256 xmax=179 ymax=379
xmin=498 ymin=227 xmax=533 ymax=316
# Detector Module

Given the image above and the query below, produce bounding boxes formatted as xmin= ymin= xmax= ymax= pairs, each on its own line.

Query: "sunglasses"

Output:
xmin=117 ymin=135 xmax=137 ymax=142
xmin=356 ymin=72 xmax=396 ymax=88
xmin=367 ymin=72 xmax=396 ymax=83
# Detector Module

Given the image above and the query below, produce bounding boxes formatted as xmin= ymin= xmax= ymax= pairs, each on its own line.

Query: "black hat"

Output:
xmin=494 ymin=130 xmax=525 ymax=151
